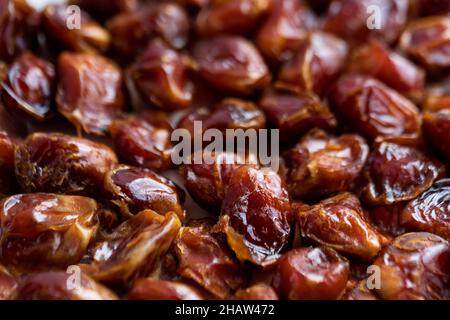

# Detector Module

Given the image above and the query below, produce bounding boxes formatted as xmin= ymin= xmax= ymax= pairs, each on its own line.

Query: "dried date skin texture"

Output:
xmin=174 ymin=224 xmax=246 ymax=299
xmin=297 ymin=193 xmax=382 ymax=260
xmin=423 ymin=108 xmax=450 ymax=162
xmin=273 ymin=247 xmax=349 ymax=300
xmin=362 ymin=137 xmax=446 ymax=205
xmin=219 ymin=166 xmax=292 ymax=266
xmin=104 ymin=165 xmax=184 ymax=219
xmin=0 ymin=193 xmax=98 ymax=272
xmin=128 ymin=278 xmax=204 ymax=300
xmin=16 ymin=271 xmax=118 ymax=300
xmin=56 ymin=52 xmax=124 ymax=135
xmin=1 ymin=52 xmax=55 ymax=121
xmin=374 ymin=232 xmax=450 ymax=300
xmin=284 ymin=129 xmax=369 ymax=200
xmin=15 ymin=133 xmax=118 ymax=195
xmin=85 ymin=210 xmax=181 ymax=285
xmin=401 ymin=179 xmax=450 ymax=241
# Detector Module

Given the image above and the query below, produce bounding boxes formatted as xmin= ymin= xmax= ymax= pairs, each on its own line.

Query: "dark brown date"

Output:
xmin=344 ymin=280 xmax=378 ymax=300
xmin=192 ymin=35 xmax=271 ymax=95
xmin=0 ymin=193 xmax=98 ymax=272
xmin=0 ymin=130 xmax=18 ymax=197
xmin=109 ymin=116 xmax=172 ymax=171
xmin=273 ymin=247 xmax=349 ymax=300
xmin=255 ymin=0 xmax=317 ymax=64
xmin=57 ymin=52 xmax=124 ymax=135
xmin=1 ymin=52 xmax=55 ymax=121
xmin=423 ymin=108 xmax=450 ymax=162
xmin=127 ymin=39 xmax=193 ymax=110
xmin=15 ymin=133 xmax=118 ymax=195
xmin=75 ymin=0 xmax=138 ymax=20
xmin=219 ymin=166 xmax=292 ymax=266
xmin=16 ymin=271 xmax=118 ymax=300
xmin=401 ymin=179 xmax=450 ymax=241
xmin=296 ymin=193 xmax=382 ymax=260
xmin=374 ymin=232 xmax=450 ymax=300
xmin=277 ymin=31 xmax=348 ymax=97
xmin=174 ymin=224 xmax=246 ymax=298
xmin=369 ymin=204 xmax=406 ymax=237
xmin=284 ymin=129 xmax=368 ymax=200
xmin=329 ymin=75 xmax=420 ymax=141
xmin=104 ymin=165 xmax=184 ymax=219
xmin=362 ymin=137 xmax=445 ymax=205
xmin=234 ymin=283 xmax=278 ymax=300
xmin=128 ymin=278 xmax=204 ymax=300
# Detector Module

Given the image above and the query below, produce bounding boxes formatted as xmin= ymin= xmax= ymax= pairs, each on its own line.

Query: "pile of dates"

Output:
xmin=0 ymin=0 xmax=450 ymax=300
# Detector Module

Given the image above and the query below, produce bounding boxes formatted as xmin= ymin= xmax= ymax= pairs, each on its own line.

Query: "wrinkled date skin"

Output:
xmin=15 ymin=133 xmax=118 ymax=195
xmin=259 ymin=88 xmax=337 ymax=140
xmin=57 ymin=52 xmax=124 ymax=135
xmin=109 ymin=116 xmax=172 ymax=171
xmin=0 ymin=265 xmax=17 ymax=300
xmin=362 ymin=137 xmax=445 ymax=205
xmin=196 ymin=0 xmax=270 ymax=36
xmin=43 ymin=4 xmax=110 ymax=53
xmin=277 ymin=31 xmax=348 ymax=97
xmin=348 ymin=40 xmax=426 ymax=101
xmin=1 ymin=52 xmax=55 ymax=121
xmin=106 ymin=2 xmax=189 ymax=60
xmin=369 ymin=204 xmax=406 ymax=237
xmin=127 ymin=39 xmax=193 ymax=110
xmin=344 ymin=279 xmax=378 ymax=300
xmin=174 ymin=224 xmax=246 ymax=299
xmin=84 ymin=210 xmax=181 ymax=285
xmin=423 ymin=108 xmax=450 ymax=162
xmin=273 ymin=247 xmax=349 ymax=300
xmin=329 ymin=75 xmax=420 ymax=141
xmin=219 ymin=166 xmax=292 ymax=266
xmin=374 ymin=232 xmax=450 ymax=300
xmin=401 ymin=179 xmax=450 ymax=241
xmin=284 ymin=129 xmax=368 ymax=200
xmin=104 ymin=165 xmax=184 ymax=219
xmin=16 ymin=271 xmax=118 ymax=300
xmin=180 ymin=151 xmax=245 ymax=212
xmin=0 ymin=130 xmax=18 ymax=197
xmin=235 ymin=283 xmax=278 ymax=300
xmin=192 ymin=35 xmax=271 ymax=95
xmin=0 ymin=193 xmax=98 ymax=272
xmin=400 ymin=16 xmax=450 ymax=70
xmin=255 ymin=0 xmax=317 ymax=64
xmin=324 ymin=0 xmax=409 ymax=44
xmin=296 ymin=193 xmax=382 ymax=260
xmin=128 ymin=278 xmax=205 ymax=300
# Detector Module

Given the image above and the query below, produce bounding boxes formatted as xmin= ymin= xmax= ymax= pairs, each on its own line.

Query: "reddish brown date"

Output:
xmin=259 ymin=89 xmax=337 ymax=140
xmin=219 ymin=166 xmax=292 ymax=266
xmin=401 ymin=179 xmax=450 ymax=241
xmin=196 ymin=0 xmax=270 ymax=36
xmin=85 ymin=210 xmax=181 ymax=285
xmin=297 ymin=193 xmax=382 ymax=260
xmin=57 ymin=52 xmax=124 ymax=135
xmin=127 ymin=39 xmax=193 ymax=110
xmin=324 ymin=0 xmax=409 ymax=44
xmin=329 ymin=75 xmax=420 ymax=141
xmin=348 ymin=40 xmax=425 ymax=101
xmin=235 ymin=283 xmax=278 ymax=300
xmin=255 ymin=0 xmax=317 ymax=64
xmin=273 ymin=247 xmax=349 ymax=300
xmin=362 ymin=137 xmax=445 ymax=205
xmin=180 ymin=151 xmax=245 ymax=211
xmin=374 ymin=232 xmax=450 ymax=300
xmin=400 ymin=16 xmax=450 ymax=70
xmin=128 ymin=278 xmax=204 ymax=300
xmin=106 ymin=2 xmax=189 ymax=59
xmin=174 ymin=224 xmax=246 ymax=298
xmin=75 ymin=0 xmax=138 ymax=20
xmin=277 ymin=31 xmax=348 ymax=97
xmin=0 ymin=193 xmax=98 ymax=272
xmin=0 ymin=265 xmax=17 ymax=300
xmin=344 ymin=280 xmax=378 ymax=300
xmin=192 ymin=35 xmax=271 ymax=95
xmin=423 ymin=108 xmax=450 ymax=162
xmin=1 ymin=52 xmax=55 ymax=121
xmin=0 ymin=130 xmax=18 ymax=197
xmin=15 ymin=133 xmax=118 ymax=195
xmin=369 ymin=204 xmax=406 ymax=237
xmin=104 ymin=165 xmax=184 ymax=219
xmin=16 ymin=271 xmax=118 ymax=300
xmin=284 ymin=129 xmax=368 ymax=200
xmin=43 ymin=4 xmax=110 ymax=53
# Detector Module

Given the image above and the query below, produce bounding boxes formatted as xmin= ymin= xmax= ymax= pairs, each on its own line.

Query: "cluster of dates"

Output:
xmin=0 ymin=0 xmax=450 ymax=300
